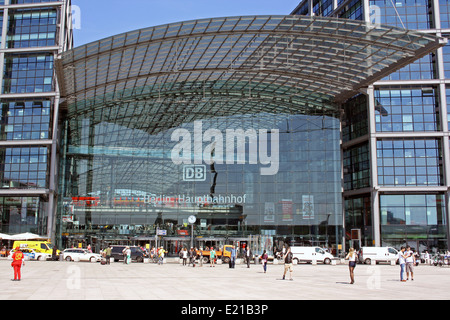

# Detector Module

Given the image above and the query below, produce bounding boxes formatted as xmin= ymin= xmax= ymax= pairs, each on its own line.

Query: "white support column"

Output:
xmin=434 ymin=0 xmax=450 ymax=249
xmin=362 ymin=85 xmax=381 ymax=246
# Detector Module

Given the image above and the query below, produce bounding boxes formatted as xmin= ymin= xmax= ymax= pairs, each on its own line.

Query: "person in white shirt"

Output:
xmin=182 ymin=248 xmax=188 ymax=266
xmin=405 ymin=246 xmax=415 ymax=281
xmin=398 ymin=246 xmax=407 ymax=282
xmin=424 ymin=251 xmax=430 ymax=265
xmin=345 ymin=247 xmax=358 ymax=284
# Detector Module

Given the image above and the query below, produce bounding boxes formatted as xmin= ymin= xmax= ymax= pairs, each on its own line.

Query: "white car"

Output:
xmin=62 ymin=248 xmax=101 ymax=262
xmin=8 ymin=248 xmax=50 ymax=261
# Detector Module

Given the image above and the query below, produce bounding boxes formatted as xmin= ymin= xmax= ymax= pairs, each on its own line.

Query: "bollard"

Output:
xmin=273 ymin=259 xmax=278 ymax=265
xmin=371 ymin=259 xmax=376 ymax=265
xmin=331 ymin=259 xmax=337 ymax=266
xmin=312 ymin=259 xmax=317 ymax=265
xmin=390 ymin=259 xmax=396 ymax=266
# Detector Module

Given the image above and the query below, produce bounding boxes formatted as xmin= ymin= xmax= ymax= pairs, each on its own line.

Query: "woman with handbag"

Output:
xmin=345 ymin=247 xmax=357 ymax=284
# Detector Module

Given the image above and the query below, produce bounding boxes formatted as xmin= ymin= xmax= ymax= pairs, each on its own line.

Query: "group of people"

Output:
xmin=398 ymin=246 xmax=415 ymax=281
xmin=344 ymin=245 xmax=418 ymax=284
xmin=180 ymin=247 xmax=201 ymax=267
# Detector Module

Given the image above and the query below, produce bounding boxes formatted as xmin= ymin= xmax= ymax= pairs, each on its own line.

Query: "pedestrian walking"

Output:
xmin=261 ymin=250 xmax=268 ymax=273
xmin=245 ymin=247 xmax=251 ymax=268
xmin=189 ymin=247 xmax=196 ymax=267
xmin=11 ymin=247 xmax=25 ymax=281
xmin=282 ymin=246 xmax=293 ymax=280
xmin=230 ymin=246 xmax=236 ymax=268
xmin=405 ymin=246 xmax=415 ymax=281
xmin=345 ymin=247 xmax=357 ymax=284
xmin=125 ymin=246 xmax=131 ymax=264
xmin=158 ymin=246 xmax=165 ymax=265
xmin=398 ymin=246 xmax=407 ymax=282
xmin=210 ymin=247 xmax=216 ymax=267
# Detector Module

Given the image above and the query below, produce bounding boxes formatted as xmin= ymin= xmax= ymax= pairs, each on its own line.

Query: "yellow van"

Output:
xmin=12 ymin=241 xmax=59 ymax=255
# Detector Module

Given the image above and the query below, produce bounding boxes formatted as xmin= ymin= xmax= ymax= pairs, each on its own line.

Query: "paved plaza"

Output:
xmin=1 ymin=258 xmax=449 ymax=301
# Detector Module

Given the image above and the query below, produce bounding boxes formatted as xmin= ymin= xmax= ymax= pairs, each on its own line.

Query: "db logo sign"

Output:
xmin=183 ymin=165 xmax=206 ymax=181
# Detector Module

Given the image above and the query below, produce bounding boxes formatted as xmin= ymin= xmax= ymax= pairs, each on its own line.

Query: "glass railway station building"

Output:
xmin=2 ymin=0 xmax=450 ymax=256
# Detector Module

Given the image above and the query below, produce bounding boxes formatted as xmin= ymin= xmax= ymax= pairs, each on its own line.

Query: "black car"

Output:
xmin=110 ymin=245 xmax=146 ymax=262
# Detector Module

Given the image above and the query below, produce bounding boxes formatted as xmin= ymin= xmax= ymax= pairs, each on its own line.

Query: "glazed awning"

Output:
xmin=56 ymin=15 xmax=446 ymax=129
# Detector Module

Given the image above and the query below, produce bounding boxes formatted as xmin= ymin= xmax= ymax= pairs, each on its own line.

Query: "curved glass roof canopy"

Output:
xmin=57 ymin=15 xmax=446 ymax=137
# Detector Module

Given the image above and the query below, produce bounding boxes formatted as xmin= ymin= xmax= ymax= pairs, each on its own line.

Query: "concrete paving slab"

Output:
xmin=1 ymin=259 xmax=449 ymax=301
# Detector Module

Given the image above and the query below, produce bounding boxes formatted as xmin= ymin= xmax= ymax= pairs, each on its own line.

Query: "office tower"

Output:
xmin=0 ymin=0 xmax=72 ymax=239
xmin=293 ymin=0 xmax=450 ymax=251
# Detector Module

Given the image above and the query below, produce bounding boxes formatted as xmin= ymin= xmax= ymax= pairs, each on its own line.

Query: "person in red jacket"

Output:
xmin=11 ymin=247 xmax=25 ymax=281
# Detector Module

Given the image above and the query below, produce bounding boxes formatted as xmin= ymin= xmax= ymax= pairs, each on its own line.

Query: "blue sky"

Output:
xmin=71 ymin=0 xmax=301 ymax=46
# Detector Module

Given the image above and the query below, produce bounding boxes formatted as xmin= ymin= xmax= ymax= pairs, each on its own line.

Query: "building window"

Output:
xmin=0 ymin=146 xmax=49 ymax=189
xmin=0 ymin=99 xmax=52 ymax=141
xmin=369 ymin=0 xmax=433 ymax=29
xmin=0 ymin=196 xmax=46 ymax=235
xmin=345 ymin=195 xmax=372 ymax=246
xmin=379 ymin=194 xmax=447 ymax=251
xmin=7 ymin=8 xmax=58 ymax=48
xmin=342 ymin=94 xmax=368 ymax=143
xmin=382 ymin=53 xmax=436 ymax=81
xmin=380 ymin=194 xmax=445 ymax=226
xmin=440 ymin=1 xmax=450 ymax=29
xmin=374 ymin=88 xmax=439 ymax=132
xmin=343 ymin=143 xmax=370 ymax=191
xmin=10 ymin=0 xmax=56 ymax=3
xmin=377 ymin=138 xmax=443 ymax=186
xmin=313 ymin=0 xmax=334 ymax=17
xmin=442 ymin=41 xmax=450 ymax=79
xmin=338 ymin=0 xmax=364 ymax=20
xmin=3 ymin=53 xmax=54 ymax=94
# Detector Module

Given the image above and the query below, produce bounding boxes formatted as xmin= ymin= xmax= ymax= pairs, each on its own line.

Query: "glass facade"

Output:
xmin=59 ymin=111 xmax=344 ymax=254
xmin=56 ymin=14 xmax=441 ymax=255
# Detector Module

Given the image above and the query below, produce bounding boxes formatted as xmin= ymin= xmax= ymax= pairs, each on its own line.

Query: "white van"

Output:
xmin=360 ymin=247 xmax=398 ymax=264
xmin=290 ymin=246 xmax=333 ymax=264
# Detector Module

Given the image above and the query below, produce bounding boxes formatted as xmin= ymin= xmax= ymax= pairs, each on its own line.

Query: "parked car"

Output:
xmin=110 ymin=245 xmax=146 ymax=262
xmin=8 ymin=248 xmax=50 ymax=261
xmin=62 ymin=248 xmax=102 ymax=262
xmin=290 ymin=246 xmax=334 ymax=264
xmin=359 ymin=247 xmax=398 ymax=264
